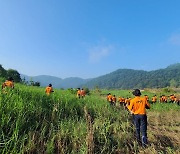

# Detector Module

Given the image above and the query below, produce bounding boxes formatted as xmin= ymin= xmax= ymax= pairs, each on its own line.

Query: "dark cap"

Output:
xmin=132 ymin=89 xmax=141 ymax=96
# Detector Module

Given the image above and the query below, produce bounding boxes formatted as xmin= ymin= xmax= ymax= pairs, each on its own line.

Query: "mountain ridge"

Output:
xmin=20 ymin=63 xmax=180 ymax=89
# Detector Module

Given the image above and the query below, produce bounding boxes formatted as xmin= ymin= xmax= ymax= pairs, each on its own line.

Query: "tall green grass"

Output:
xmin=0 ymin=84 xmax=179 ymax=153
xmin=0 ymin=84 xmax=136 ymax=153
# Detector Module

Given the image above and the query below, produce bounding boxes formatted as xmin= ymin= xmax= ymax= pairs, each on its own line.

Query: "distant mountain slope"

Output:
xmin=84 ymin=63 xmax=180 ymax=89
xmin=20 ymin=74 xmax=91 ymax=89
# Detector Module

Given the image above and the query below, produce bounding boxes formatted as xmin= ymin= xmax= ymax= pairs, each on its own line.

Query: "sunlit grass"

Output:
xmin=0 ymin=82 xmax=179 ymax=153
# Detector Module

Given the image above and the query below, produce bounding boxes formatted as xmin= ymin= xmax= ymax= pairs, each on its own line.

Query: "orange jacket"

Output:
xmin=125 ymin=98 xmax=131 ymax=105
xmin=152 ymin=96 xmax=157 ymax=102
xmin=77 ymin=90 xmax=81 ymax=96
xmin=45 ymin=86 xmax=53 ymax=95
xmin=170 ymin=95 xmax=175 ymax=101
xmin=2 ymin=80 xmax=14 ymax=88
xmin=128 ymin=96 xmax=150 ymax=115
xmin=107 ymin=95 xmax=112 ymax=102
xmin=112 ymin=96 xmax=117 ymax=102
xmin=144 ymin=95 xmax=149 ymax=101
xmin=81 ymin=90 xmax=86 ymax=96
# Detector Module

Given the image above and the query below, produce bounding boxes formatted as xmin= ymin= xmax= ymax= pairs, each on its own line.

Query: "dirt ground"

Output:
xmin=139 ymin=110 xmax=180 ymax=154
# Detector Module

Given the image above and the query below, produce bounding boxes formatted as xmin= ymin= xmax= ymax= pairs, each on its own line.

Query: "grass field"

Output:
xmin=0 ymin=83 xmax=180 ymax=153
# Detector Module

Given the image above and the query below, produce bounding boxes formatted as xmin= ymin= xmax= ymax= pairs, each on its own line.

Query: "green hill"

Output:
xmin=21 ymin=74 xmax=91 ymax=89
xmin=84 ymin=63 xmax=180 ymax=89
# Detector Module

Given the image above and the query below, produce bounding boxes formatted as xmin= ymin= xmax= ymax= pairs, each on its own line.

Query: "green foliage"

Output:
xmin=0 ymin=65 xmax=21 ymax=82
xmin=162 ymin=88 xmax=175 ymax=93
xmin=0 ymin=84 xmax=136 ymax=153
xmin=0 ymin=84 xmax=179 ymax=153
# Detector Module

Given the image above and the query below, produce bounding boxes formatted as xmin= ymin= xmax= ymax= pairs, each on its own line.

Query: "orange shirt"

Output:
xmin=45 ymin=86 xmax=53 ymax=95
xmin=81 ymin=90 xmax=86 ymax=96
xmin=112 ymin=96 xmax=117 ymax=102
xmin=107 ymin=95 xmax=112 ymax=102
xmin=163 ymin=96 xmax=167 ymax=102
xmin=3 ymin=80 xmax=14 ymax=88
xmin=152 ymin=96 xmax=157 ymax=102
xmin=118 ymin=97 xmax=125 ymax=102
xmin=144 ymin=95 xmax=149 ymax=101
xmin=125 ymin=98 xmax=131 ymax=105
xmin=77 ymin=90 xmax=81 ymax=95
xmin=128 ymin=96 xmax=150 ymax=115
xmin=170 ymin=95 xmax=175 ymax=101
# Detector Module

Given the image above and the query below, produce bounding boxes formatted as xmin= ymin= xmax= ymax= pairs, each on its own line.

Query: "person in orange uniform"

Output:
xmin=162 ymin=95 xmax=167 ymax=103
xmin=2 ymin=77 xmax=14 ymax=90
xmin=127 ymin=89 xmax=150 ymax=147
xmin=1 ymin=77 xmax=14 ymax=93
xmin=112 ymin=95 xmax=117 ymax=106
xmin=77 ymin=88 xmax=81 ymax=99
xmin=169 ymin=94 xmax=175 ymax=103
xmin=45 ymin=84 xmax=54 ymax=95
xmin=81 ymin=88 xmax=86 ymax=98
xmin=144 ymin=95 xmax=149 ymax=102
xmin=151 ymin=95 xmax=157 ymax=104
xmin=107 ymin=93 xmax=113 ymax=105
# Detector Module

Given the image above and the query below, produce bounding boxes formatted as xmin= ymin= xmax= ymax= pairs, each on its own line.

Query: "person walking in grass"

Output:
xmin=151 ymin=95 xmax=157 ymax=104
xmin=81 ymin=88 xmax=86 ymax=98
xmin=112 ymin=95 xmax=117 ymax=106
xmin=107 ymin=93 xmax=113 ymax=105
xmin=2 ymin=77 xmax=14 ymax=93
xmin=45 ymin=84 xmax=54 ymax=95
xmin=77 ymin=88 xmax=81 ymax=99
xmin=127 ymin=89 xmax=150 ymax=147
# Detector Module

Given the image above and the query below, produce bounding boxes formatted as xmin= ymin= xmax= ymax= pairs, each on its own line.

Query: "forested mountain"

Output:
xmin=21 ymin=74 xmax=91 ymax=89
xmin=84 ymin=63 xmax=180 ymax=89
xmin=1 ymin=63 xmax=180 ymax=89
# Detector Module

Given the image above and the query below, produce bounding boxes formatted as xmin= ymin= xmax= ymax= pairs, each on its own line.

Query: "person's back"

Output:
xmin=45 ymin=84 xmax=54 ymax=95
xmin=81 ymin=89 xmax=86 ymax=97
xmin=77 ymin=88 xmax=81 ymax=98
xmin=152 ymin=95 xmax=157 ymax=103
xmin=127 ymin=89 xmax=150 ymax=147
xmin=2 ymin=77 xmax=14 ymax=90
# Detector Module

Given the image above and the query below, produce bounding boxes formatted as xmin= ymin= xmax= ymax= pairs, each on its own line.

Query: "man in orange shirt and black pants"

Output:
xmin=128 ymin=89 xmax=150 ymax=147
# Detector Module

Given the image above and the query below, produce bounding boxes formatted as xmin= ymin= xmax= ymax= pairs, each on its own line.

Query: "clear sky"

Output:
xmin=0 ymin=0 xmax=180 ymax=79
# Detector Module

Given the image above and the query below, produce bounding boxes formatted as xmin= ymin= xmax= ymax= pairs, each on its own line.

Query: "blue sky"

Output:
xmin=0 ymin=0 xmax=180 ymax=79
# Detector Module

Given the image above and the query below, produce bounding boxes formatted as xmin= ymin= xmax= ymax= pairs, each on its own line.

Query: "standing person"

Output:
xmin=45 ymin=84 xmax=54 ymax=95
xmin=151 ymin=95 xmax=157 ymax=104
xmin=112 ymin=95 xmax=117 ymax=106
xmin=144 ymin=95 xmax=149 ymax=102
xmin=81 ymin=88 xmax=86 ymax=98
xmin=127 ymin=89 xmax=150 ymax=147
xmin=77 ymin=88 xmax=81 ymax=99
xmin=107 ymin=93 xmax=113 ymax=105
xmin=2 ymin=77 xmax=14 ymax=90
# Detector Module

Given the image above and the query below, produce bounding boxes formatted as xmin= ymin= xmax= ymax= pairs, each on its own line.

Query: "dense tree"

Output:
xmin=6 ymin=69 xmax=21 ymax=82
xmin=0 ymin=65 xmax=21 ymax=82
xmin=0 ymin=64 xmax=7 ymax=78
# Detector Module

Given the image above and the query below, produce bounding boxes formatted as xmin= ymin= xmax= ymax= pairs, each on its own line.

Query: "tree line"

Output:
xmin=84 ymin=63 xmax=180 ymax=89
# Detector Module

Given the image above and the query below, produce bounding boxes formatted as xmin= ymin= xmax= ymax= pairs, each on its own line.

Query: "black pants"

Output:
xmin=133 ymin=114 xmax=148 ymax=146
